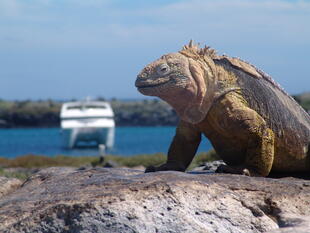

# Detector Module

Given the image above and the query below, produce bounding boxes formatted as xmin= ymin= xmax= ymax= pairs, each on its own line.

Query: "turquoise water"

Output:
xmin=0 ymin=127 xmax=212 ymax=158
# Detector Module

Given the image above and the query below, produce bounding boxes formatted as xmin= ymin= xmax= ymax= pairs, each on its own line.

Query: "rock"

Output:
xmin=0 ymin=176 xmax=22 ymax=199
xmin=0 ymin=167 xmax=309 ymax=233
xmin=130 ymin=165 xmax=146 ymax=171
xmin=103 ymin=160 xmax=119 ymax=168
xmin=90 ymin=156 xmax=105 ymax=167
xmin=203 ymin=160 xmax=226 ymax=171
xmin=268 ymin=215 xmax=310 ymax=233
xmin=3 ymin=167 xmax=40 ymax=175
xmin=190 ymin=160 xmax=226 ymax=172
xmin=0 ymin=119 xmax=9 ymax=128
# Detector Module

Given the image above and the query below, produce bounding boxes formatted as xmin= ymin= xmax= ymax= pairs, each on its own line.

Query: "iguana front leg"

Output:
xmin=145 ymin=121 xmax=201 ymax=172
xmin=216 ymin=126 xmax=275 ymax=176
xmin=212 ymin=95 xmax=275 ymax=177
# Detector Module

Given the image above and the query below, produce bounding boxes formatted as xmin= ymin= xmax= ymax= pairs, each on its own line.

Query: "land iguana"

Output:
xmin=135 ymin=41 xmax=310 ymax=177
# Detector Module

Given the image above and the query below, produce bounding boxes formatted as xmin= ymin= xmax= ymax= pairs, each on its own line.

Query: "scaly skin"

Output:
xmin=135 ymin=41 xmax=310 ymax=177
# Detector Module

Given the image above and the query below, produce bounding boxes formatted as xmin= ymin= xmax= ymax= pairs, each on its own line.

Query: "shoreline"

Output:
xmin=1 ymin=93 xmax=309 ymax=128
xmin=0 ymin=151 xmax=218 ymax=180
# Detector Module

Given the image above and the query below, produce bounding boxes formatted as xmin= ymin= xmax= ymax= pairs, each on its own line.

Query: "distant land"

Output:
xmin=0 ymin=93 xmax=309 ymax=128
xmin=0 ymin=98 xmax=178 ymax=127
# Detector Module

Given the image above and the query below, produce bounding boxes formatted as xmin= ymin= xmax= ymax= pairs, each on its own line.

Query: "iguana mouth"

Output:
xmin=135 ymin=80 xmax=171 ymax=89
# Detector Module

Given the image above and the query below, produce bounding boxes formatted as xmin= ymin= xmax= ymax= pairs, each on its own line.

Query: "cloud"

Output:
xmin=1 ymin=0 xmax=310 ymax=51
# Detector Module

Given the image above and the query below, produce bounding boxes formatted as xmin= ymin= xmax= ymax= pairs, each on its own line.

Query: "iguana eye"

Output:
xmin=156 ymin=64 xmax=170 ymax=75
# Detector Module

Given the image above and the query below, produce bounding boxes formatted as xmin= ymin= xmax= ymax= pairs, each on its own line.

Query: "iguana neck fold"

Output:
xmin=177 ymin=51 xmax=240 ymax=124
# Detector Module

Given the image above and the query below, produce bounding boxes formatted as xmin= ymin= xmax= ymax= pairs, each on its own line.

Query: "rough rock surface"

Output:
xmin=0 ymin=167 xmax=309 ymax=233
xmin=0 ymin=176 xmax=22 ymax=199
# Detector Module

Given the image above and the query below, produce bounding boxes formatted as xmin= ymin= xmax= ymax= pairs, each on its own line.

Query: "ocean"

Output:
xmin=0 ymin=127 xmax=212 ymax=158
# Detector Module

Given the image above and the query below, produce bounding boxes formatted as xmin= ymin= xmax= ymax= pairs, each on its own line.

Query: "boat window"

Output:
xmin=66 ymin=105 xmax=107 ymax=110
xmin=67 ymin=106 xmax=82 ymax=110
xmin=85 ymin=105 xmax=107 ymax=109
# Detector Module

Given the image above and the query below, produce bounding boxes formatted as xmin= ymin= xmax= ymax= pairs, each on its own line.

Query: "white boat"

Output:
xmin=60 ymin=100 xmax=115 ymax=149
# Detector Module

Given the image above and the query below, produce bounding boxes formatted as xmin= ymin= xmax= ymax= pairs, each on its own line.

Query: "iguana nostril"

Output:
xmin=137 ymin=73 xmax=147 ymax=79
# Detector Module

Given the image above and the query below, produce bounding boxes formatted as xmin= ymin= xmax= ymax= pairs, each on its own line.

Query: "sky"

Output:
xmin=0 ymin=0 xmax=309 ymax=100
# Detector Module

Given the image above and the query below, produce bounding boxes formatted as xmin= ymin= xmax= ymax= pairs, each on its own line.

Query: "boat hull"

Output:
xmin=61 ymin=127 xmax=115 ymax=149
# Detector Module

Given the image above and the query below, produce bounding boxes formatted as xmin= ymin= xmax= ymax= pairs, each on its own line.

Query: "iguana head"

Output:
xmin=135 ymin=41 xmax=218 ymax=124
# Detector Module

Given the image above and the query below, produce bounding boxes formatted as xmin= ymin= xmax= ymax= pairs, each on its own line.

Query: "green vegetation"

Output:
xmin=293 ymin=92 xmax=310 ymax=112
xmin=0 ymin=99 xmax=60 ymax=127
xmin=103 ymin=153 xmax=166 ymax=168
xmin=0 ymin=150 xmax=219 ymax=180
xmin=0 ymin=154 xmax=97 ymax=168
xmin=110 ymin=99 xmax=178 ymax=126
xmin=189 ymin=150 xmax=220 ymax=169
xmin=0 ymin=93 xmax=309 ymax=128
xmin=0 ymin=150 xmax=218 ymax=169
xmin=0 ymin=168 xmax=31 ymax=180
